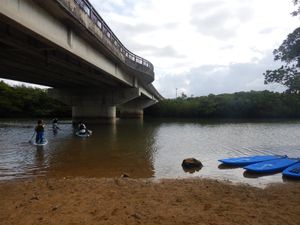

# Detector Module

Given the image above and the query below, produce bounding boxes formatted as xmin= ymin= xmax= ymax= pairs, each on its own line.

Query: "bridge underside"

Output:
xmin=0 ymin=0 xmax=161 ymax=123
xmin=0 ymin=22 xmax=122 ymax=89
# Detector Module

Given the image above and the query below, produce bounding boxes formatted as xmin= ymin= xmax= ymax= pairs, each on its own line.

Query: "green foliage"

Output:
xmin=264 ymin=1 xmax=300 ymax=93
xmin=0 ymin=81 xmax=71 ymax=118
xmin=145 ymin=91 xmax=300 ymax=119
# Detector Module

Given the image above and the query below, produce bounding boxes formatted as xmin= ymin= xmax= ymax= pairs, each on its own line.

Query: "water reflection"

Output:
xmin=35 ymin=147 xmax=45 ymax=165
xmin=218 ymin=164 xmax=242 ymax=170
xmin=42 ymin=119 xmax=156 ymax=178
xmin=243 ymin=170 xmax=281 ymax=179
xmin=0 ymin=118 xmax=300 ymax=187
xmin=182 ymin=167 xmax=202 ymax=174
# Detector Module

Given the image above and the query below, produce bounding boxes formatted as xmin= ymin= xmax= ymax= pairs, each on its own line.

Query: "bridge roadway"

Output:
xmin=0 ymin=0 xmax=163 ymax=123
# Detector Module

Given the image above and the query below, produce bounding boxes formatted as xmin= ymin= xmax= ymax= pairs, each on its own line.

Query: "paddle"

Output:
xmin=29 ymin=131 xmax=35 ymax=143
xmin=53 ymin=125 xmax=61 ymax=130
xmin=52 ymin=122 xmax=61 ymax=130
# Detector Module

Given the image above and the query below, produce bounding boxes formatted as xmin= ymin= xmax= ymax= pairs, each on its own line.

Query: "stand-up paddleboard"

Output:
xmin=244 ymin=158 xmax=299 ymax=173
xmin=282 ymin=162 xmax=300 ymax=179
xmin=75 ymin=130 xmax=92 ymax=137
xmin=30 ymin=139 xmax=48 ymax=146
xmin=218 ymin=155 xmax=286 ymax=166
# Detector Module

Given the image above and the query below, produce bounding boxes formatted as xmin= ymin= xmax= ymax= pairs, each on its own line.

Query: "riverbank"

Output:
xmin=0 ymin=177 xmax=299 ymax=225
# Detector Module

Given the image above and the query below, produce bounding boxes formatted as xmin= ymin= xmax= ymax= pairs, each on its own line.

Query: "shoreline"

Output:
xmin=1 ymin=177 xmax=299 ymax=225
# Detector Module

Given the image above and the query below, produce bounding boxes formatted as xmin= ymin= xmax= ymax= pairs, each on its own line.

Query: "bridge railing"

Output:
xmin=74 ymin=0 xmax=154 ymax=73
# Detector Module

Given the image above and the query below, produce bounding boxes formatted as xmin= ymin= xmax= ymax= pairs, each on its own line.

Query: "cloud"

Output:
xmin=259 ymin=27 xmax=278 ymax=34
xmin=220 ymin=45 xmax=234 ymax=50
xmin=90 ymin=0 xmax=136 ymax=16
xmin=85 ymin=0 xmax=299 ymax=97
xmin=190 ymin=0 xmax=254 ymax=39
xmin=146 ymin=46 xmax=185 ymax=58
xmin=97 ymin=16 xmax=183 ymax=59
xmin=134 ymin=44 xmax=185 ymax=58
xmin=109 ymin=22 xmax=159 ymax=37
xmin=154 ymin=50 xmax=286 ymax=98
xmin=1 ymin=0 xmax=298 ymax=100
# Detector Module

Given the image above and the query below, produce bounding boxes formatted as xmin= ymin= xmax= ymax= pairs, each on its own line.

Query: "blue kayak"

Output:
xmin=244 ymin=158 xmax=299 ymax=173
xmin=282 ymin=162 xmax=300 ymax=179
xmin=218 ymin=155 xmax=286 ymax=166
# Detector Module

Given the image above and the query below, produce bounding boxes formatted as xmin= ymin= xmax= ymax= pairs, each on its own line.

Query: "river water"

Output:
xmin=0 ymin=118 xmax=300 ymax=186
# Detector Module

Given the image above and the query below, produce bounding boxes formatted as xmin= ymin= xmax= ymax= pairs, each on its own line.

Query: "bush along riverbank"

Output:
xmin=145 ymin=91 xmax=300 ymax=119
xmin=0 ymin=81 xmax=71 ymax=118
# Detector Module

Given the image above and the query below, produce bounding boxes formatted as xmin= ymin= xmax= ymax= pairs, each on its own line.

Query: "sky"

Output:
xmin=2 ymin=0 xmax=298 ymax=98
xmin=88 ymin=0 xmax=299 ymax=98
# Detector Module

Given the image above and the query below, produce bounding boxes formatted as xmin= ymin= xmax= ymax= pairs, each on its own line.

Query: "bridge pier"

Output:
xmin=72 ymin=104 xmax=116 ymax=124
xmin=119 ymin=109 xmax=144 ymax=118
xmin=49 ymin=87 xmax=144 ymax=123
xmin=119 ymin=99 xmax=156 ymax=118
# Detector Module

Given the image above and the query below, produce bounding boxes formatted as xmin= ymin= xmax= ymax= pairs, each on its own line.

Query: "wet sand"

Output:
xmin=0 ymin=177 xmax=299 ymax=225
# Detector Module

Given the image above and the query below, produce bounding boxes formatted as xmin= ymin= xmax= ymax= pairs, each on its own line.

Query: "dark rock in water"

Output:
xmin=182 ymin=166 xmax=201 ymax=174
xmin=182 ymin=158 xmax=203 ymax=169
xmin=121 ymin=173 xmax=130 ymax=178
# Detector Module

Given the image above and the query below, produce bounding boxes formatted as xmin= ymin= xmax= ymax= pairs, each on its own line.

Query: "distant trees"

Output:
xmin=1 ymin=81 xmax=299 ymax=119
xmin=0 ymin=81 xmax=70 ymax=118
xmin=145 ymin=91 xmax=300 ymax=119
xmin=264 ymin=0 xmax=300 ymax=93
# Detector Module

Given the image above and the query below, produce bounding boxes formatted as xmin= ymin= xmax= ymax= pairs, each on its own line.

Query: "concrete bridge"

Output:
xmin=0 ymin=0 xmax=163 ymax=123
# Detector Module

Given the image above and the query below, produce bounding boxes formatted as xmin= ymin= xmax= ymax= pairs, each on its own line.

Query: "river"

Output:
xmin=0 ymin=118 xmax=299 ymax=186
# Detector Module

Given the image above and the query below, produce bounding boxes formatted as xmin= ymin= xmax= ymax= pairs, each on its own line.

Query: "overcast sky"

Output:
xmin=89 ymin=0 xmax=299 ymax=98
xmin=2 ymin=0 xmax=298 ymax=98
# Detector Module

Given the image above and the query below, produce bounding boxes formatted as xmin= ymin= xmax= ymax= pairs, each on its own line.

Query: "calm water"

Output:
xmin=0 ymin=118 xmax=300 ymax=186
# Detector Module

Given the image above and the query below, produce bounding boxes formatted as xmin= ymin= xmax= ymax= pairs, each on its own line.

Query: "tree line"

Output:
xmin=0 ymin=81 xmax=70 ymax=118
xmin=1 ymin=81 xmax=299 ymax=119
xmin=145 ymin=91 xmax=300 ymax=119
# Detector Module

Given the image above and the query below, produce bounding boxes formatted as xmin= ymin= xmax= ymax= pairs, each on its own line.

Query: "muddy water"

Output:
xmin=0 ymin=118 xmax=300 ymax=186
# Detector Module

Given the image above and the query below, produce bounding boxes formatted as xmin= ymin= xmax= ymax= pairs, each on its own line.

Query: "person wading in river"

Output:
xmin=35 ymin=119 xmax=45 ymax=143
xmin=78 ymin=121 xmax=90 ymax=135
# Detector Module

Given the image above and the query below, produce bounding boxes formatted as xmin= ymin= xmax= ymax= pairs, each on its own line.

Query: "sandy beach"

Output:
xmin=0 ymin=177 xmax=299 ymax=225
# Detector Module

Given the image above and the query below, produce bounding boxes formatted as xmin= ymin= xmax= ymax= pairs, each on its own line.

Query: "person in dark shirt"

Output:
xmin=52 ymin=118 xmax=58 ymax=127
xmin=78 ymin=121 xmax=88 ymax=135
xmin=35 ymin=119 xmax=45 ymax=143
xmin=52 ymin=118 xmax=60 ymax=134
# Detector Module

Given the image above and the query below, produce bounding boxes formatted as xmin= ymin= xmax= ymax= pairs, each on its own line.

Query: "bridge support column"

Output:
xmin=119 ymin=108 xmax=144 ymax=118
xmin=119 ymin=99 xmax=156 ymax=118
xmin=48 ymin=87 xmax=141 ymax=123
xmin=72 ymin=104 xmax=116 ymax=124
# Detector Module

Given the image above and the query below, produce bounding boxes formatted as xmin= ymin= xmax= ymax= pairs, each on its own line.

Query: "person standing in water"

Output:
xmin=52 ymin=118 xmax=60 ymax=134
xmin=35 ymin=119 xmax=45 ymax=143
xmin=52 ymin=118 xmax=58 ymax=129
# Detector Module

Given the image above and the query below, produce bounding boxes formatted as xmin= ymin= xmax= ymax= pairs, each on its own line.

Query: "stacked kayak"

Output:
xmin=219 ymin=155 xmax=300 ymax=178
xmin=218 ymin=155 xmax=286 ymax=166
xmin=282 ymin=162 xmax=300 ymax=179
xmin=244 ymin=158 xmax=299 ymax=173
